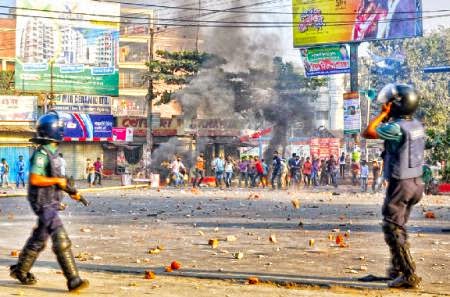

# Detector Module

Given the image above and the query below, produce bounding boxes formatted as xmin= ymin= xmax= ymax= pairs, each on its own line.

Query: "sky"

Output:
xmin=1 ymin=0 xmax=449 ymax=64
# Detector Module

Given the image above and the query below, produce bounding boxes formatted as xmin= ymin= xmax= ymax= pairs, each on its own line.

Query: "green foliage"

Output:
xmin=0 ymin=70 xmax=14 ymax=94
xmin=426 ymin=127 xmax=450 ymax=182
xmin=368 ymin=27 xmax=450 ymax=175
xmin=145 ymin=50 xmax=217 ymax=105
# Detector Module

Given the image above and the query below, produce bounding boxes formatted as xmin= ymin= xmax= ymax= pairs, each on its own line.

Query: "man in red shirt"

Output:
xmin=255 ymin=156 xmax=264 ymax=187
xmin=93 ymin=158 xmax=103 ymax=186
xmin=302 ymin=157 xmax=312 ymax=187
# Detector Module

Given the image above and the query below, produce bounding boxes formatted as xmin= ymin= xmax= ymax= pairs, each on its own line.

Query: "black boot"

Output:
xmin=10 ymin=249 xmax=38 ymax=285
xmin=388 ymin=243 xmax=421 ymax=289
xmin=52 ymin=227 xmax=89 ymax=292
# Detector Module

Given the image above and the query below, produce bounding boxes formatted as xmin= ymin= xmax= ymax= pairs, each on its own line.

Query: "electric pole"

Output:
xmin=145 ymin=14 xmax=155 ymax=177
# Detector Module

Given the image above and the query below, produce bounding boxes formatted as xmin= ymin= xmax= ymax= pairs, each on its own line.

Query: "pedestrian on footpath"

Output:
xmin=212 ymin=154 xmax=225 ymax=188
xmin=327 ymin=155 xmax=338 ymax=188
xmin=351 ymin=160 xmax=360 ymax=186
xmin=93 ymin=157 xmax=103 ymax=186
xmin=193 ymin=153 xmax=205 ymax=188
xmin=339 ymin=152 xmax=346 ymax=179
xmin=360 ymin=160 xmax=369 ymax=192
xmin=302 ymin=156 xmax=312 ymax=187
xmin=311 ymin=156 xmax=320 ymax=187
xmin=261 ymin=159 xmax=269 ymax=188
xmin=248 ymin=156 xmax=257 ymax=187
xmin=1 ymin=158 xmax=10 ymax=188
xmin=85 ymin=159 xmax=95 ymax=187
xmin=271 ymin=151 xmax=282 ymax=190
xmin=58 ymin=153 xmax=66 ymax=177
xmin=15 ymin=155 xmax=26 ymax=189
xmin=238 ymin=156 xmax=249 ymax=188
xmin=254 ymin=156 xmax=264 ymax=187
xmin=363 ymin=84 xmax=424 ymax=288
xmin=224 ymin=156 xmax=235 ymax=188
xmin=372 ymin=160 xmax=381 ymax=192
xmin=10 ymin=112 xmax=89 ymax=292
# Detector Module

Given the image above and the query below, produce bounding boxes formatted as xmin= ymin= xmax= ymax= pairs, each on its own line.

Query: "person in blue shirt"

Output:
xmin=15 ymin=155 xmax=26 ymax=189
xmin=363 ymin=84 xmax=424 ymax=289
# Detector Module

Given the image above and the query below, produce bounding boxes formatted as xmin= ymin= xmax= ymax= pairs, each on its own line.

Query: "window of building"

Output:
xmin=315 ymin=111 xmax=329 ymax=120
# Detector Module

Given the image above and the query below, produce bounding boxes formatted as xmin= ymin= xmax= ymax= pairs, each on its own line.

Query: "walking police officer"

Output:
xmin=10 ymin=111 xmax=89 ymax=292
xmin=363 ymin=84 xmax=424 ymax=288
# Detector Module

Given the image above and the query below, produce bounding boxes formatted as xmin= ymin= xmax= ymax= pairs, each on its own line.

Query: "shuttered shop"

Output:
xmin=59 ymin=143 xmax=104 ymax=180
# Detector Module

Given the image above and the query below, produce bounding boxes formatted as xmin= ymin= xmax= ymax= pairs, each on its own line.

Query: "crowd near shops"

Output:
xmin=159 ymin=149 xmax=390 ymax=193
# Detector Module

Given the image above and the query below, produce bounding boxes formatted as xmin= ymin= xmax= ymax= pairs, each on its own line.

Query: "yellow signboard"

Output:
xmin=292 ymin=0 xmax=423 ymax=47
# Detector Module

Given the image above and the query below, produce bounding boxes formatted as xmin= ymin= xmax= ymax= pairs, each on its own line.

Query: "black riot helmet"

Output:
xmin=31 ymin=111 xmax=65 ymax=144
xmin=377 ymin=83 xmax=419 ymax=119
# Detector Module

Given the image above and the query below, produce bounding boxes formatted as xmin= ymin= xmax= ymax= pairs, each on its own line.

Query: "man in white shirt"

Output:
xmin=170 ymin=156 xmax=185 ymax=186
xmin=360 ymin=160 xmax=369 ymax=192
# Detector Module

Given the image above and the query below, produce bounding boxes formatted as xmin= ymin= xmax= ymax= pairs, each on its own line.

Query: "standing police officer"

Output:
xmin=10 ymin=111 xmax=89 ymax=292
xmin=363 ymin=84 xmax=424 ymax=289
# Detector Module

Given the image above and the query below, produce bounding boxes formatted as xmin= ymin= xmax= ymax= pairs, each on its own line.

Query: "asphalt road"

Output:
xmin=0 ymin=186 xmax=449 ymax=296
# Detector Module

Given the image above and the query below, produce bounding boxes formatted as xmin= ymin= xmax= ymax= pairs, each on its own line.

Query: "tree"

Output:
xmin=366 ymin=27 xmax=450 ymax=179
xmin=0 ymin=70 xmax=14 ymax=94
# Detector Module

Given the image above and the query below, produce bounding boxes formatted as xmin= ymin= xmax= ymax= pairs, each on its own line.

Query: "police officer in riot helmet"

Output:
xmin=363 ymin=84 xmax=424 ymax=288
xmin=10 ymin=111 xmax=89 ymax=292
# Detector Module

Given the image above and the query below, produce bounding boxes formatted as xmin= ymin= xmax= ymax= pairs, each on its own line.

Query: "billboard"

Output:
xmin=310 ymin=138 xmax=340 ymax=159
xmin=292 ymin=0 xmax=423 ymax=47
xmin=0 ymin=96 xmax=37 ymax=122
xmin=343 ymin=92 xmax=361 ymax=134
xmin=112 ymin=127 xmax=134 ymax=142
xmin=15 ymin=0 xmax=120 ymax=96
xmin=53 ymin=94 xmax=112 ymax=114
xmin=300 ymin=45 xmax=350 ymax=77
xmin=62 ymin=113 xmax=113 ymax=139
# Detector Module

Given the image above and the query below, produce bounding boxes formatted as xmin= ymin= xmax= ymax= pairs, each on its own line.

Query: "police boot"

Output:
xmin=51 ymin=227 xmax=89 ymax=292
xmin=388 ymin=243 xmax=421 ymax=289
xmin=9 ymin=248 xmax=38 ymax=285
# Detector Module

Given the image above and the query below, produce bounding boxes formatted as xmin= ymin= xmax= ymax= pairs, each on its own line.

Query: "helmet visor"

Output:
xmin=376 ymin=83 xmax=398 ymax=104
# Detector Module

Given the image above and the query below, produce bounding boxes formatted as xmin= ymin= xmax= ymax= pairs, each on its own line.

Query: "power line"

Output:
xmin=90 ymin=0 xmax=450 ymax=15
xmin=5 ymin=4 xmax=449 ymax=19
xmin=1 ymin=11 xmax=449 ymax=27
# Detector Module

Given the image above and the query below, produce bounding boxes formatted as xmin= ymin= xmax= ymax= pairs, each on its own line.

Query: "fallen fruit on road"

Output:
xmin=336 ymin=234 xmax=344 ymax=245
xmin=171 ymin=261 xmax=181 ymax=270
xmin=248 ymin=277 xmax=259 ymax=285
xmin=165 ymin=266 xmax=173 ymax=272
xmin=309 ymin=239 xmax=315 ymax=247
xmin=144 ymin=270 xmax=156 ymax=279
xmin=10 ymin=250 xmax=19 ymax=257
xmin=148 ymin=248 xmax=161 ymax=254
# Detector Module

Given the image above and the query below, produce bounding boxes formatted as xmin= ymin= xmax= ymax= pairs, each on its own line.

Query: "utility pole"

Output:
xmin=45 ymin=60 xmax=55 ymax=113
xmin=195 ymin=0 xmax=201 ymax=52
xmin=145 ymin=13 xmax=155 ymax=177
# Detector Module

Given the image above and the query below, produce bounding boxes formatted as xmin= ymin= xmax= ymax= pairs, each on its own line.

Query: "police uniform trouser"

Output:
xmin=382 ymin=177 xmax=423 ymax=277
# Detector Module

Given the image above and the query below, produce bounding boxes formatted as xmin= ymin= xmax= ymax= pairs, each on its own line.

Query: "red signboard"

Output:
xmin=118 ymin=117 xmax=147 ymax=137
xmin=310 ymin=138 xmax=340 ymax=159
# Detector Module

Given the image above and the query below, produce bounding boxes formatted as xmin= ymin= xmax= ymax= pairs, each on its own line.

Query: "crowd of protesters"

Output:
xmin=160 ymin=150 xmax=388 ymax=193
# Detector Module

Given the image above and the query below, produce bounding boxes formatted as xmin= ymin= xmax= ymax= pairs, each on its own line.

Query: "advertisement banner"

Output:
xmin=343 ymin=92 xmax=361 ymax=134
xmin=292 ymin=0 xmax=423 ymax=47
xmin=15 ymin=0 xmax=120 ymax=96
xmin=62 ymin=113 xmax=113 ymax=139
xmin=300 ymin=45 xmax=350 ymax=77
xmin=112 ymin=127 xmax=133 ymax=142
xmin=310 ymin=138 xmax=340 ymax=159
xmin=53 ymin=94 xmax=112 ymax=114
xmin=0 ymin=96 xmax=37 ymax=122
xmin=112 ymin=97 xmax=146 ymax=117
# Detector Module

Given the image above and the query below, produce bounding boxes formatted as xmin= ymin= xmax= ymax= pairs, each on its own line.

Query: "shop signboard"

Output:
xmin=0 ymin=96 xmax=37 ymax=122
xmin=53 ymin=94 xmax=112 ymax=114
xmin=112 ymin=127 xmax=133 ymax=142
xmin=300 ymin=45 xmax=350 ymax=77
xmin=61 ymin=113 xmax=113 ymax=140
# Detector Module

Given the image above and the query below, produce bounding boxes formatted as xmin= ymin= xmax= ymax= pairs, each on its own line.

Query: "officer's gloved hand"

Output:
xmin=70 ymin=193 xmax=90 ymax=207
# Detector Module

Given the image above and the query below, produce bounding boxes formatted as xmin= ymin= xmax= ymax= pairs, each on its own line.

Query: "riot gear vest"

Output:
xmin=384 ymin=119 xmax=424 ymax=180
xmin=28 ymin=145 xmax=64 ymax=212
